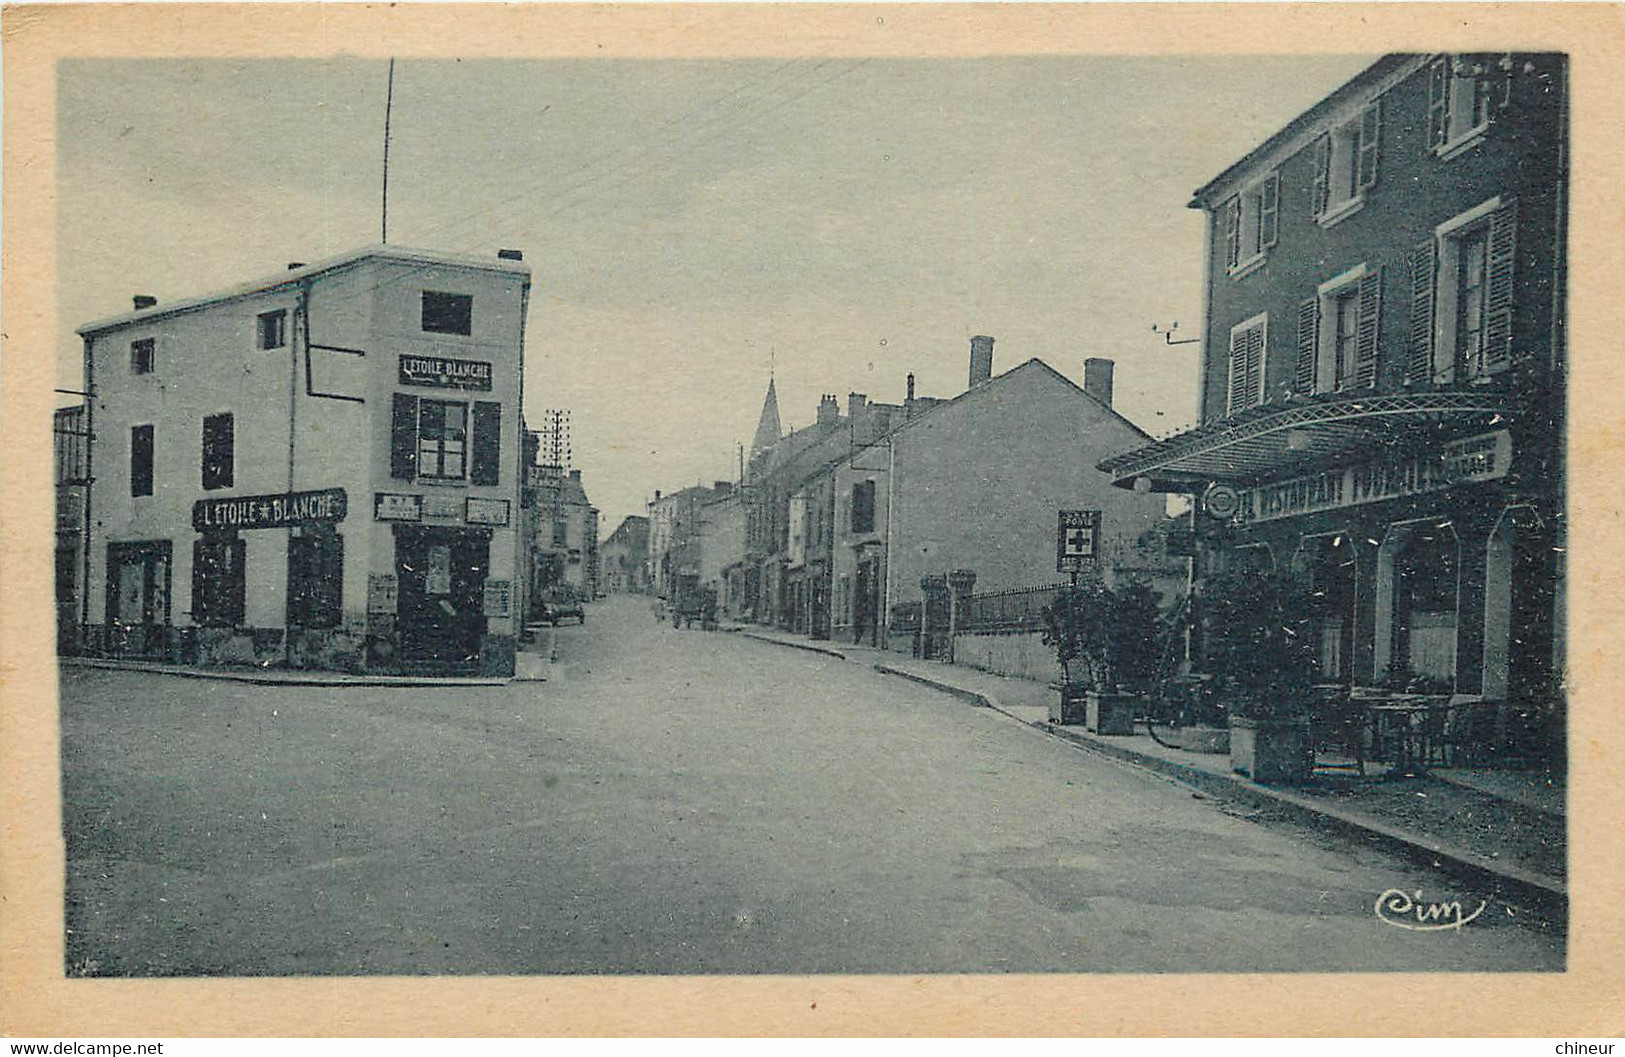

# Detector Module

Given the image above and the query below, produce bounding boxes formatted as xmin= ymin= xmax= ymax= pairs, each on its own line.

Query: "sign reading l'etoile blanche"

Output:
xmin=398 ymin=354 xmax=493 ymax=391
xmin=193 ymin=488 xmax=347 ymax=532
xmin=1236 ymin=430 xmax=1512 ymax=524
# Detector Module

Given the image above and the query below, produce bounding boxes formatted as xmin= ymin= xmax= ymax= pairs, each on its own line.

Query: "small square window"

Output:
xmin=131 ymin=338 xmax=155 ymax=374
xmin=257 ymin=309 xmax=287 ymax=350
xmin=422 ymin=291 xmax=473 ymax=336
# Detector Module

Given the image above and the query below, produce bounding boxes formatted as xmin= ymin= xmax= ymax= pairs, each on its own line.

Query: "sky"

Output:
xmin=57 ymin=54 xmax=1377 ymax=535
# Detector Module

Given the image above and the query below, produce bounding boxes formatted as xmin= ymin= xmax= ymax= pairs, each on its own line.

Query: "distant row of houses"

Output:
xmin=646 ymin=52 xmax=1569 ymax=755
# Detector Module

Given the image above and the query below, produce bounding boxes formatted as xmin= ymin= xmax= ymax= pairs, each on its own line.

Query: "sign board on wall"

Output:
xmin=367 ymin=574 xmax=398 ymax=615
xmin=398 ymin=354 xmax=493 ymax=391
xmin=193 ymin=488 xmax=347 ymax=532
xmin=423 ymin=495 xmax=462 ymax=522
xmin=483 ymin=579 xmax=513 ymax=618
xmin=1235 ymin=430 xmax=1513 ymax=525
xmin=1056 ymin=509 xmax=1100 ymax=573
xmin=466 ymin=497 xmax=511 ymax=526
xmin=375 ymin=492 xmax=423 ymax=522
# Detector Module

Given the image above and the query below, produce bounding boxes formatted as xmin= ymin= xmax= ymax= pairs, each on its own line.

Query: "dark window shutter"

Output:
xmin=130 ymin=425 xmax=154 ymax=497
xmin=1312 ymin=134 xmax=1330 ymax=217
xmin=1246 ymin=324 xmax=1265 ymax=407
xmin=391 ymin=393 xmax=418 ymax=480
xmin=1354 ymin=267 xmax=1383 ymax=389
xmin=1226 ymin=328 xmax=1248 ymax=413
xmin=1483 ymin=199 xmax=1518 ymax=372
xmin=229 ymin=537 xmax=247 ymax=626
xmin=192 ymin=539 xmax=210 ymax=625
xmin=1357 ymin=101 xmax=1382 ymax=191
xmin=1294 ymin=297 xmax=1320 ymax=396
xmin=471 ymin=401 xmax=502 ymax=485
xmin=1408 ymin=239 xmax=1438 ymax=385
xmin=1223 ymin=197 xmax=1240 ymax=269
xmin=315 ymin=534 xmax=343 ymax=628
xmin=1260 ymin=172 xmax=1279 ymax=249
xmin=1428 ymin=57 xmax=1450 ymax=149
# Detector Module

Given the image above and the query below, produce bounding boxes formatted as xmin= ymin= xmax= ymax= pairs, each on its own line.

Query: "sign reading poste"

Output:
xmin=1057 ymin=509 xmax=1100 ymax=573
xmin=193 ymin=488 xmax=347 ymax=532
xmin=398 ymin=354 xmax=493 ymax=391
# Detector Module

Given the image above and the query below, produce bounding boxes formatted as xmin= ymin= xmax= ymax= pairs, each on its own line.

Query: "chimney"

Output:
xmin=286 ymin=262 xmax=307 ymax=271
xmin=1084 ymin=357 xmax=1115 ymax=408
xmin=847 ymin=392 xmax=868 ymax=419
xmin=132 ymin=295 xmax=157 ymax=311
xmin=969 ymin=335 xmax=995 ymax=388
xmin=906 ymin=373 xmax=916 ymax=402
xmin=817 ymin=394 xmax=840 ymax=429
xmin=497 ymin=248 xmax=524 ymax=261
xmin=654 ymin=490 xmax=662 ymax=502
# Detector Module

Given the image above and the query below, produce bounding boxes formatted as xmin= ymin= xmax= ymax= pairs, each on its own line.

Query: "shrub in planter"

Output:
xmin=1041 ymin=577 xmax=1156 ymax=734
xmin=1197 ymin=568 xmax=1319 ymax=783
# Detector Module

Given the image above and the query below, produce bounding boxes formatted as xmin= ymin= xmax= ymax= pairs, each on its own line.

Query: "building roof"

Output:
xmin=77 ymin=243 xmax=533 ymax=337
xmin=1188 ymin=54 xmax=1420 ymax=210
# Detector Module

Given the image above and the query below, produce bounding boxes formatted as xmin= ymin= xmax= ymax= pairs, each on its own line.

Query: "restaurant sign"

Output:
xmin=398 ymin=354 xmax=493 ymax=391
xmin=193 ymin=487 xmax=347 ymax=532
xmin=1236 ymin=430 xmax=1512 ymax=525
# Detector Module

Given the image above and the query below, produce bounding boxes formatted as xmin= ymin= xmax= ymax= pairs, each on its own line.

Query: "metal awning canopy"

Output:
xmin=1098 ymin=391 xmax=1516 ymax=490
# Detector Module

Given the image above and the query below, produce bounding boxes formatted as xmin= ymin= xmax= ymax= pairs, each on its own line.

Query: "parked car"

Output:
xmin=539 ymin=597 xmax=586 ymax=626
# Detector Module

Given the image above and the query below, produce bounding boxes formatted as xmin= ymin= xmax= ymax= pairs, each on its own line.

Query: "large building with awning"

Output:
xmin=72 ymin=245 xmax=532 ymax=675
xmin=1099 ymin=54 xmax=1566 ymax=762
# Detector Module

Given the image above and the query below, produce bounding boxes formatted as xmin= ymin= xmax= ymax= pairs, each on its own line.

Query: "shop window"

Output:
xmin=130 ymin=338 xmax=155 ymax=375
xmin=1393 ymin=529 xmax=1458 ymax=683
xmin=421 ymin=291 xmax=473 ymax=336
xmin=1225 ymin=314 xmax=1268 ymax=414
xmin=192 ymin=535 xmax=246 ymax=627
xmin=257 ymin=309 xmax=287 ymax=350
xmin=1222 ymin=171 xmax=1279 ymax=277
xmin=201 ymin=412 xmax=234 ymax=490
xmin=287 ymin=531 xmax=343 ymax=628
xmin=1311 ymin=102 xmax=1380 ymax=226
xmin=130 ymin=424 xmax=154 ymax=497
xmin=417 ymin=399 xmax=468 ymax=480
xmin=851 ymin=479 xmax=876 ymax=535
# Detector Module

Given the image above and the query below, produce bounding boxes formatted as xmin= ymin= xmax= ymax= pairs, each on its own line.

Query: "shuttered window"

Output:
xmin=1429 ymin=54 xmax=1511 ymax=155
xmin=391 ymin=393 xmax=418 ymax=480
xmin=1415 ymin=198 xmax=1517 ymax=385
xmin=193 ymin=534 xmax=246 ymax=627
xmin=287 ymin=531 xmax=343 ymax=628
xmin=1313 ymin=101 xmax=1381 ymax=224
xmin=130 ymin=424 xmax=154 ymax=497
xmin=851 ymin=479 xmax=876 ymax=535
xmin=1223 ymin=171 xmax=1278 ymax=276
xmin=1300 ymin=266 xmax=1383 ymax=396
xmin=202 ymin=412 xmax=234 ymax=491
xmin=1226 ymin=315 xmax=1268 ymax=414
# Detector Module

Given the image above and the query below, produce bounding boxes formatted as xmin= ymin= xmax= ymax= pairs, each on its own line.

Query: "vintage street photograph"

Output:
xmin=39 ymin=26 xmax=1571 ymax=988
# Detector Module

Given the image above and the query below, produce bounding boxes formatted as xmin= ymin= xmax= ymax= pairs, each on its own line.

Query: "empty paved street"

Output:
xmin=60 ymin=595 xmax=1563 ymax=975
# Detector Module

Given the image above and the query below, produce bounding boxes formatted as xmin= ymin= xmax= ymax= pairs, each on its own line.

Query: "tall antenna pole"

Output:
xmin=382 ymin=58 xmax=396 ymax=244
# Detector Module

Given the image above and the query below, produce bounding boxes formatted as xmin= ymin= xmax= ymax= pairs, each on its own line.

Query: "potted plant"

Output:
xmin=1040 ymin=577 xmax=1143 ymax=734
xmin=1197 ymin=567 xmax=1319 ymax=783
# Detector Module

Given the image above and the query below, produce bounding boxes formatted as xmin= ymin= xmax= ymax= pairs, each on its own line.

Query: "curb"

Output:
xmin=867 ymin=661 xmax=1568 ymax=914
xmin=738 ymin=632 xmax=849 ymax=661
xmin=59 ymin=657 xmax=509 ymax=688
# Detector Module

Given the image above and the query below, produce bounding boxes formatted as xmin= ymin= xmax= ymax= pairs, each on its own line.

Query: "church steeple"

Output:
xmin=750 ymin=376 xmax=782 ymax=458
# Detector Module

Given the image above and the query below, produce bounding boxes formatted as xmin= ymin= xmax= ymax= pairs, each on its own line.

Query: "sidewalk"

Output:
xmin=737 ymin=625 xmax=1566 ymax=908
xmin=60 ymin=656 xmax=509 ymax=688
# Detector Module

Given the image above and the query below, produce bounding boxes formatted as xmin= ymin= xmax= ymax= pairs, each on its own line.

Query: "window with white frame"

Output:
xmin=1225 ymin=314 xmax=1268 ymax=414
xmin=1312 ymin=102 xmax=1380 ymax=225
xmin=1222 ymin=171 xmax=1279 ymax=276
xmin=257 ymin=309 xmax=287 ymax=350
xmin=1415 ymin=196 xmax=1517 ymax=385
xmin=1428 ymin=55 xmax=1506 ymax=157
xmin=416 ymin=399 xmax=468 ymax=479
xmin=1296 ymin=264 xmax=1382 ymax=395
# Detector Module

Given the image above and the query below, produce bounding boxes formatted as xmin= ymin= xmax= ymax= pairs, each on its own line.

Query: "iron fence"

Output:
xmin=956 ymin=582 xmax=1069 ymax=634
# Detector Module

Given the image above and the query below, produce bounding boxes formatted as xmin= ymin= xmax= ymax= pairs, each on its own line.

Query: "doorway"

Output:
xmin=105 ymin=540 xmax=172 ymax=657
xmin=394 ymin=526 xmax=490 ymax=670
